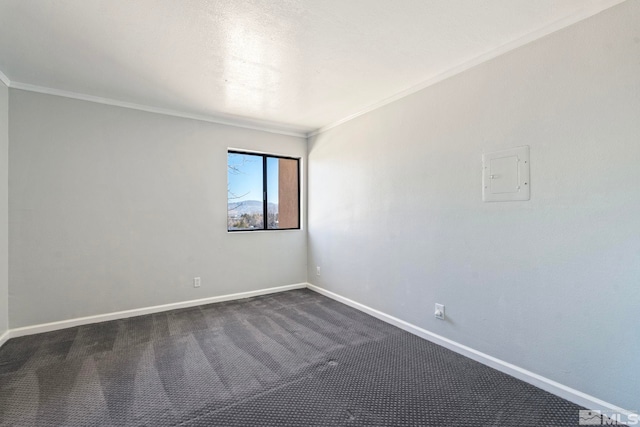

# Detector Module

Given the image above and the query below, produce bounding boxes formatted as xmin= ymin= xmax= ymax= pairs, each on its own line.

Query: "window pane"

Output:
xmin=270 ymin=157 xmax=299 ymax=229
xmin=227 ymin=153 xmax=264 ymax=230
xmin=266 ymin=157 xmax=279 ymax=229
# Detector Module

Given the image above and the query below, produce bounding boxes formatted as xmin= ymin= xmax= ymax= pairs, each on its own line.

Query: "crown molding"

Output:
xmin=8 ymin=80 xmax=310 ymax=138
xmin=2 ymin=0 xmax=628 ymax=139
xmin=0 ymin=69 xmax=10 ymax=87
xmin=308 ymin=0 xmax=629 ymax=138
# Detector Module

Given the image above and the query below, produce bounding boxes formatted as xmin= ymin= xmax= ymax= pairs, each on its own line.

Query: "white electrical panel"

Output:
xmin=482 ymin=146 xmax=530 ymax=202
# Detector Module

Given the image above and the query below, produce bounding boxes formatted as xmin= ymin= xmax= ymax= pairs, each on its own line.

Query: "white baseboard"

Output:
xmin=1 ymin=281 xmax=631 ymax=418
xmin=306 ymin=283 xmax=634 ymax=418
xmin=0 ymin=329 xmax=10 ymax=348
xmin=5 ymin=283 xmax=307 ymax=340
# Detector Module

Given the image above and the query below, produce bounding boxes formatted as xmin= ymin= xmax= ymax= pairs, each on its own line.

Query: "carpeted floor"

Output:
xmin=0 ymin=289 xmax=587 ymax=426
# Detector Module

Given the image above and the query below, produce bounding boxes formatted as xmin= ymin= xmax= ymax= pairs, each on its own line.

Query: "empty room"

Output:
xmin=0 ymin=0 xmax=638 ymax=426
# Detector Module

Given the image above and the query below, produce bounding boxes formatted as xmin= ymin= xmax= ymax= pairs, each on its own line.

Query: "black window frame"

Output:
xmin=227 ymin=150 xmax=301 ymax=232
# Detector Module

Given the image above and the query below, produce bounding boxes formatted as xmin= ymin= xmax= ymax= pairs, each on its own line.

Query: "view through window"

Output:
xmin=227 ymin=151 xmax=300 ymax=231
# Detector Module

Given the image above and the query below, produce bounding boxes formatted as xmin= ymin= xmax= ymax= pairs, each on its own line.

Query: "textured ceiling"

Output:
xmin=0 ymin=0 xmax=626 ymax=135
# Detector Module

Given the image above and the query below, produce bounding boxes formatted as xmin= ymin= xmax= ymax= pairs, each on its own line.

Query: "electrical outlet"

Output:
xmin=435 ymin=303 xmax=445 ymax=320
xmin=193 ymin=277 xmax=201 ymax=288
xmin=316 ymin=266 xmax=321 ymax=276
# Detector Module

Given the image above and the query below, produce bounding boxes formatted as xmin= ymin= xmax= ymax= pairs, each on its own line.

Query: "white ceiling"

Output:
xmin=0 ymin=0 xmax=626 ymax=136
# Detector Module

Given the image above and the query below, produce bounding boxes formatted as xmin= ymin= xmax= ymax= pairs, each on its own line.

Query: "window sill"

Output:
xmin=227 ymin=228 xmax=302 ymax=234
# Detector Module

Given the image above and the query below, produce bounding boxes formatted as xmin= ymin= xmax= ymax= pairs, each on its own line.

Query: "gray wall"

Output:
xmin=307 ymin=2 xmax=639 ymax=411
xmin=0 ymin=81 xmax=8 ymax=336
xmin=9 ymin=90 xmax=307 ymax=328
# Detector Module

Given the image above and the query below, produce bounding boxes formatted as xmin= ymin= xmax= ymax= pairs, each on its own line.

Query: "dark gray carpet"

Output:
xmin=0 ymin=289 xmax=586 ymax=426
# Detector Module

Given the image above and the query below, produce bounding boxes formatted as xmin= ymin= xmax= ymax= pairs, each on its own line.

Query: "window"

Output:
xmin=227 ymin=150 xmax=300 ymax=231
